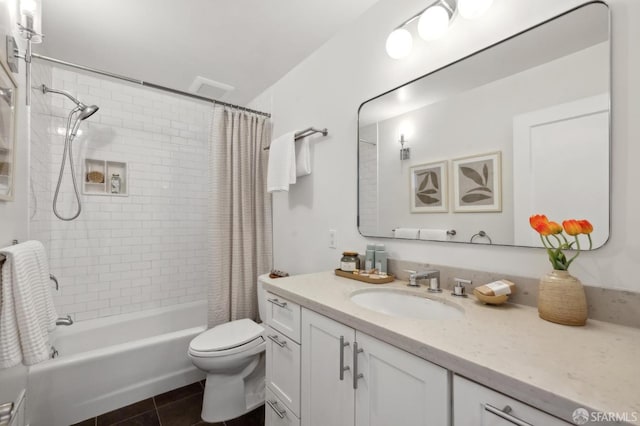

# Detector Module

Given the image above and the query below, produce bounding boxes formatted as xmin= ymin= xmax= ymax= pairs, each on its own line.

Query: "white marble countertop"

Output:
xmin=260 ymin=271 xmax=640 ymax=425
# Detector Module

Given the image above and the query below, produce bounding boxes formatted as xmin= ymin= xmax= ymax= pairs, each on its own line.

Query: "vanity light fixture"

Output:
xmin=399 ymin=134 xmax=411 ymax=160
xmin=385 ymin=0 xmax=493 ymax=59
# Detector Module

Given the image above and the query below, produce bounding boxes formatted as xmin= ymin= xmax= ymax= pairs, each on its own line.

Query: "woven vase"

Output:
xmin=538 ymin=270 xmax=587 ymax=326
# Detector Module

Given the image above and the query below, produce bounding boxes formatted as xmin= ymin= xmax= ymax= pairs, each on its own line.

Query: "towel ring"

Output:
xmin=470 ymin=231 xmax=492 ymax=244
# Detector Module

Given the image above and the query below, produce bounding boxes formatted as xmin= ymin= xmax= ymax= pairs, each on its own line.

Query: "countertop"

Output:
xmin=260 ymin=271 xmax=640 ymax=425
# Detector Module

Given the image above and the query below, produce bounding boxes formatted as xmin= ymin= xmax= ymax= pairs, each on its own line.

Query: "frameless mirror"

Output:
xmin=358 ymin=2 xmax=610 ymax=248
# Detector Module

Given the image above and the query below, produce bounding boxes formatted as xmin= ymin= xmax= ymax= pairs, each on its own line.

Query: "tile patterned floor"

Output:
xmin=71 ymin=381 xmax=265 ymax=426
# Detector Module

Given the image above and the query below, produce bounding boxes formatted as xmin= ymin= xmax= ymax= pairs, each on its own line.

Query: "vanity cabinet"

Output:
xmin=301 ymin=308 xmax=449 ymax=426
xmin=453 ymin=375 xmax=572 ymax=426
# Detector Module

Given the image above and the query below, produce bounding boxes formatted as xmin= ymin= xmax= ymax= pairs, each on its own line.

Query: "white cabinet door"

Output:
xmin=453 ymin=375 xmax=572 ymax=426
xmin=301 ymin=308 xmax=355 ymax=426
xmin=266 ymin=326 xmax=301 ymax=416
xmin=354 ymin=332 xmax=449 ymax=426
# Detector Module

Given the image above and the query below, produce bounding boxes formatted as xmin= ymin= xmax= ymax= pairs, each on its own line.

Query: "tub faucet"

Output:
xmin=56 ymin=315 xmax=73 ymax=326
xmin=406 ymin=269 xmax=441 ymax=292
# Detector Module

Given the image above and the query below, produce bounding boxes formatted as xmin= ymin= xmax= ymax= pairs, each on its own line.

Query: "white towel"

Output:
xmin=295 ymin=138 xmax=311 ymax=177
xmin=419 ymin=229 xmax=450 ymax=241
xmin=267 ymin=131 xmax=297 ymax=193
xmin=394 ymin=228 xmax=420 ymax=239
xmin=0 ymin=241 xmax=58 ymax=368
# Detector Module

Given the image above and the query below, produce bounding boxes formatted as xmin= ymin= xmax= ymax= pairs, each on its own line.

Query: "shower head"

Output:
xmin=78 ymin=104 xmax=99 ymax=120
xmin=41 ymin=84 xmax=99 ymax=119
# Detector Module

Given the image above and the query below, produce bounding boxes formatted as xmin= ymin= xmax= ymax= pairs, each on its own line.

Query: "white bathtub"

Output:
xmin=27 ymin=301 xmax=207 ymax=426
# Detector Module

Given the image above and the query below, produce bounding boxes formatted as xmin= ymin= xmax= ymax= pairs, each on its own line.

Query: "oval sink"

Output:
xmin=350 ymin=289 xmax=464 ymax=320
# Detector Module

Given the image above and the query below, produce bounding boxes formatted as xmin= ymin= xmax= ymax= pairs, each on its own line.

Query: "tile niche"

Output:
xmin=83 ymin=158 xmax=128 ymax=196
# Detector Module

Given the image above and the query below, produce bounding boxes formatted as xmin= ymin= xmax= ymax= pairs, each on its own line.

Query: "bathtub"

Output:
xmin=27 ymin=301 xmax=207 ymax=426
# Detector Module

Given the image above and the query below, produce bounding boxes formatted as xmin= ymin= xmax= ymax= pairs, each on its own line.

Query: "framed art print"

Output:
xmin=409 ymin=161 xmax=448 ymax=213
xmin=452 ymin=152 xmax=502 ymax=212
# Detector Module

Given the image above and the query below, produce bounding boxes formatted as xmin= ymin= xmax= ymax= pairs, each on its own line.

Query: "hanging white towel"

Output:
xmin=0 ymin=241 xmax=58 ymax=368
xmin=295 ymin=138 xmax=311 ymax=177
xmin=267 ymin=131 xmax=297 ymax=193
xmin=394 ymin=228 xmax=420 ymax=239
xmin=418 ymin=229 xmax=450 ymax=241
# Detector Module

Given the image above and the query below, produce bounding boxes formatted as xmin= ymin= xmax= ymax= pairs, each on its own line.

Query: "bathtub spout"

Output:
xmin=56 ymin=315 xmax=74 ymax=326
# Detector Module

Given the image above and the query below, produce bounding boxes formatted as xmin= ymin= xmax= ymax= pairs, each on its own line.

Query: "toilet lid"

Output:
xmin=190 ymin=318 xmax=264 ymax=352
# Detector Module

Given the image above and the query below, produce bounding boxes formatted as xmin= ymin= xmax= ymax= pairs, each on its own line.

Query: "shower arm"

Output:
xmin=41 ymin=84 xmax=85 ymax=107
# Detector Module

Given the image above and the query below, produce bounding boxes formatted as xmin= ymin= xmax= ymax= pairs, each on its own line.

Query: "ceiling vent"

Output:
xmin=188 ymin=76 xmax=234 ymax=99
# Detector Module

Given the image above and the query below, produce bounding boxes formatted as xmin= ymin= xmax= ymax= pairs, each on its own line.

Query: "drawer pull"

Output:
xmin=484 ymin=404 xmax=533 ymax=426
xmin=339 ymin=335 xmax=350 ymax=380
xmin=352 ymin=341 xmax=364 ymax=389
xmin=267 ymin=298 xmax=288 ymax=308
xmin=267 ymin=399 xmax=286 ymax=419
xmin=268 ymin=334 xmax=287 ymax=348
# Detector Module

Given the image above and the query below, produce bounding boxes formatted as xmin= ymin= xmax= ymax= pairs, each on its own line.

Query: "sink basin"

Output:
xmin=350 ymin=289 xmax=464 ymax=320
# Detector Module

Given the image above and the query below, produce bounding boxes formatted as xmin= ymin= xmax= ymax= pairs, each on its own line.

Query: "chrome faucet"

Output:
xmin=56 ymin=315 xmax=73 ymax=326
xmin=406 ymin=269 xmax=441 ymax=292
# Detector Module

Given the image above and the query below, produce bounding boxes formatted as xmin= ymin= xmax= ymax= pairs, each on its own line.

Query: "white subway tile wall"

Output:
xmin=30 ymin=65 xmax=211 ymax=321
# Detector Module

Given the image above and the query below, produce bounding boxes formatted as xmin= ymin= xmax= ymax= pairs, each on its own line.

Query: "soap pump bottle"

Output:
xmin=364 ymin=244 xmax=376 ymax=270
xmin=374 ymin=243 xmax=387 ymax=273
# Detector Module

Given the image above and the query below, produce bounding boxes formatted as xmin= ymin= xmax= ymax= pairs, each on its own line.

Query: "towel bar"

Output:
xmin=0 ymin=239 xmax=19 ymax=264
xmin=263 ymin=127 xmax=328 ymax=150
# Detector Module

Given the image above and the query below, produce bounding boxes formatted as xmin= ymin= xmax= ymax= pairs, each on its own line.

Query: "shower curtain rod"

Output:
xmin=29 ymin=53 xmax=272 ymax=118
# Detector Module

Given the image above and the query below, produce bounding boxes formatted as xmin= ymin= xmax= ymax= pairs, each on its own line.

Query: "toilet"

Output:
xmin=188 ymin=280 xmax=267 ymax=422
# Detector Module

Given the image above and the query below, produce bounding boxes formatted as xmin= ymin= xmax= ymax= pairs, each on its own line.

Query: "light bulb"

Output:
xmin=418 ymin=5 xmax=451 ymax=41
xmin=20 ymin=0 xmax=37 ymax=16
xmin=385 ymin=28 xmax=413 ymax=59
xmin=458 ymin=0 xmax=494 ymax=19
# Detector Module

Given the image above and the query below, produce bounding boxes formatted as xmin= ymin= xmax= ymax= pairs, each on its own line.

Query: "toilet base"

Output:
xmin=201 ymin=355 xmax=265 ymax=422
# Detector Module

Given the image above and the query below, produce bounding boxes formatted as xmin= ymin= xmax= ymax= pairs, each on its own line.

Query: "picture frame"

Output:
xmin=0 ymin=59 xmax=18 ymax=201
xmin=409 ymin=160 xmax=448 ymax=213
xmin=452 ymin=151 xmax=502 ymax=212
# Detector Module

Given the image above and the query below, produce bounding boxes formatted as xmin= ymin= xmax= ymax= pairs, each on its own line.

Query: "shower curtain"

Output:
xmin=207 ymin=105 xmax=273 ymax=328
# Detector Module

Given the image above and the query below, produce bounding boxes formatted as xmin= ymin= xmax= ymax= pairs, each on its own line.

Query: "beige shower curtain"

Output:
xmin=207 ymin=105 xmax=272 ymax=328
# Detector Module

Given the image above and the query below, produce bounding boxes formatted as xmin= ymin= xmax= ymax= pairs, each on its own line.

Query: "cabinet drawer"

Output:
xmin=266 ymin=292 xmax=301 ymax=342
xmin=266 ymin=326 xmax=301 ymax=417
xmin=453 ymin=375 xmax=572 ymax=426
xmin=266 ymin=388 xmax=300 ymax=426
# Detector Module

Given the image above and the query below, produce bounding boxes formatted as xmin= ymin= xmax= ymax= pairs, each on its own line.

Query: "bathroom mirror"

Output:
xmin=358 ymin=2 xmax=610 ymax=248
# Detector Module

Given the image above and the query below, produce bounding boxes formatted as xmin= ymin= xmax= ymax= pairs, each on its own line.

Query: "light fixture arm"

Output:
xmin=393 ymin=0 xmax=457 ymax=30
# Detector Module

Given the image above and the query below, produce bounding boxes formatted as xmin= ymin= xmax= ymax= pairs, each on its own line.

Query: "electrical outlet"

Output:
xmin=328 ymin=229 xmax=337 ymax=248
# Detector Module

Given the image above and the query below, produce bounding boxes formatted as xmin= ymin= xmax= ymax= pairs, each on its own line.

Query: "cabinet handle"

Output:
xmin=484 ymin=404 xmax=533 ymax=426
xmin=268 ymin=334 xmax=287 ymax=348
xmin=352 ymin=341 xmax=364 ymax=390
xmin=339 ymin=336 xmax=350 ymax=380
xmin=267 ymin=298 xmax=288 ymax=308
xmin=267 ymin=399 xmax=286 ymax=419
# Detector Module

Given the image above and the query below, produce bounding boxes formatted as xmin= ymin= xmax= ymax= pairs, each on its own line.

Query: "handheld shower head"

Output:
xmin=78 ymin=104 xmax=99 ymax=120
xmin=41 ymin=85 xmax=100 ymax=119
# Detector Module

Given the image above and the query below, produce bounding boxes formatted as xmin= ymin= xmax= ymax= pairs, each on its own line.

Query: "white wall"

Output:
xmin=29 ymin=66 xmax=211 ymax=321
xmin=250 ymin=0 xmax=640 ymax=291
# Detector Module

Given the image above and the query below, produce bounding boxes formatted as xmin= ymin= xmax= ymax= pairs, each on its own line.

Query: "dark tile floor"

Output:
xmin=71 ymin=381 xmax=265 ymax=426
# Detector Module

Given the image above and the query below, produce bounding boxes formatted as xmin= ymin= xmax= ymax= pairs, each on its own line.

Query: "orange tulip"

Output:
xmin=529 ymin=214 xmax=549 ymax=230
xmin=563 ymin=219 xmax=582 ymax=236
xmin=578 ymin=220 xmax=593 ymax=234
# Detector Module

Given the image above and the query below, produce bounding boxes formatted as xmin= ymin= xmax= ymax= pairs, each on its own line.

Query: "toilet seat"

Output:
xmin=189 ymin=318 xmax=265 ymax=358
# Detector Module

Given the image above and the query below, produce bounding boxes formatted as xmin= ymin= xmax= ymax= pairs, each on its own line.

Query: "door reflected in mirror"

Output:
xmin=358 ymin=2 xmax=610 ymax=249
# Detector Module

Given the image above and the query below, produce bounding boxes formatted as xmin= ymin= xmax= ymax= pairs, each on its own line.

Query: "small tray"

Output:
xmin=334 ymin=269 xmax=395 ymax=284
